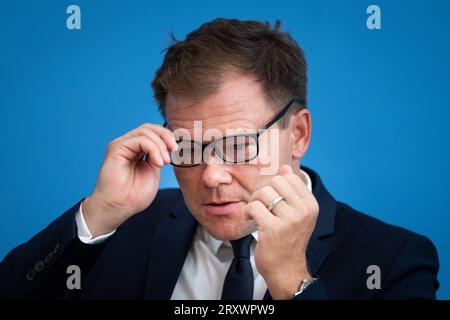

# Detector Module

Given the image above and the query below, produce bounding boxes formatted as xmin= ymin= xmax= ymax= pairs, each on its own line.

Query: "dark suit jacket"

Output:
xmin=0 ymin=167 xmax=440 ymax=299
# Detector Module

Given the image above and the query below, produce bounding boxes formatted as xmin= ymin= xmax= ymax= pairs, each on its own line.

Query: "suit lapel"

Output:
xmin=144 ymin=201 xmax=198 ymax=299
xmin=305 ymin=237 xmax=330 ymax=276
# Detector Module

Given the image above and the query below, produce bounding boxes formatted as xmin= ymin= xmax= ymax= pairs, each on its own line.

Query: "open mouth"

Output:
xmin=203 ymin=201 xmax=244 ymax=215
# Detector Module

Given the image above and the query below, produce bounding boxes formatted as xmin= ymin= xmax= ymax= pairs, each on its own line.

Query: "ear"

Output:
xmin=289 ymin=108 xmax=311 ymax=160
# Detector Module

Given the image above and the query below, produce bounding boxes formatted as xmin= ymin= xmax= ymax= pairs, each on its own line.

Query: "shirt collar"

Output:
xmin=200 ymin=228 xmax=260 ymax=255
xmin=302 ymin=168 xmax=313 ymax=192
xmin=201 ymin=169 xmax=312 ymax=255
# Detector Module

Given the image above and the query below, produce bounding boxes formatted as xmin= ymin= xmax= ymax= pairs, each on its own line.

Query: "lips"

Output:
xmin=203 ymin=201 xmax=244 ymax=215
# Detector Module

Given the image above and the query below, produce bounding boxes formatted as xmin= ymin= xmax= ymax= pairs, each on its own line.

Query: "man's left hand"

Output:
xmin=245 ymin=164 xmax=319 ymax=299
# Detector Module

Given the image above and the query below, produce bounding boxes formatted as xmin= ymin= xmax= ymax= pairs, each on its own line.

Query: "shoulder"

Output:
xmin=332 ymin=201 xmax=438 ymax=266
xmin=335 ymin=202 xmax=430 ymax=243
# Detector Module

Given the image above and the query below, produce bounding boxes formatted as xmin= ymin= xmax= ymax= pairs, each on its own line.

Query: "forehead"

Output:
xmin=165 ymin=74 xmax=274 ymax=132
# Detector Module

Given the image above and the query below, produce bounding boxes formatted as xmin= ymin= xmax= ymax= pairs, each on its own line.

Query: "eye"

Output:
xmin=233 ymin=143 xmax=248 ymax=150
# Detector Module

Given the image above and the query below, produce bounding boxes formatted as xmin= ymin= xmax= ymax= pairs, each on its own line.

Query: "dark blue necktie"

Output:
xmin=221 ymin=235 xmax=254 ymax=300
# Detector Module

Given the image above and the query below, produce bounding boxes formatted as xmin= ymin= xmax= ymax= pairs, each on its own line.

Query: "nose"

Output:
xmin=201 ymin=157 xmax=233 ymax=188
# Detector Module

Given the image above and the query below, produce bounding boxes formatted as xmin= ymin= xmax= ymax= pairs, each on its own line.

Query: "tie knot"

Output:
xmin=230 ymin=235 xmax=253 ymax=259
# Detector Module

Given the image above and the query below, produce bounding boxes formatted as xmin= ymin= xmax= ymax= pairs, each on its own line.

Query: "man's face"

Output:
xmin=165 ymin=74 xmax=297 ymax=241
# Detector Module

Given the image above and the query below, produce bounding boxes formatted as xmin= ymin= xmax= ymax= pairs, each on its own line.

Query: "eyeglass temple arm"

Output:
xmin=258 ymin=97 xmax=304 ymax=135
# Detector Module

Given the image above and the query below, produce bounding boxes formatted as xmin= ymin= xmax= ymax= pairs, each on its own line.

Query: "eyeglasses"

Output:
xmin=164 ymin=97 xmax=304 ymax=167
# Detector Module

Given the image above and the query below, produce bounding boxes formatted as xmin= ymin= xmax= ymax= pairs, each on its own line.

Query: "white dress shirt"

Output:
xmin=75 ymin=170 xmax=313 ymax=299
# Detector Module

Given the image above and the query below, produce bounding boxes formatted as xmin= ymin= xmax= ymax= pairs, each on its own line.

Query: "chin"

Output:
xmin=188 ymin=202 xmax=255 ymax=241
xmin=202 ymin=215 xmax=255 ymax=241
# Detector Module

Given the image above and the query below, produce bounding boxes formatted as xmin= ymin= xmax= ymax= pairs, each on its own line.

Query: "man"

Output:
xmin=0 ymin=18 xmax=439 ymax=299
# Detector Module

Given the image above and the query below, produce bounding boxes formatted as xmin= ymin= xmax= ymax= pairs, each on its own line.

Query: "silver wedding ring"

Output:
xmin=267 ymin=196 xmax=284 ymax=212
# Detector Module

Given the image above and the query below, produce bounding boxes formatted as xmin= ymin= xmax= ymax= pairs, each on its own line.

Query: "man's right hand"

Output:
xmin=82 ymin=123 xmax=178 ymax=237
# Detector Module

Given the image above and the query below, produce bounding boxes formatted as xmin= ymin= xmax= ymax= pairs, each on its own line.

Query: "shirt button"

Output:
xmin=34 ymin=260 xmax=45 ymax=272
xmin=53 ymin=244 xmax=60 ymax=254
xmin=44 ymin=252 xmax=53 ymax=264
xmin=26 ymin=268 xmax=36 ymax=281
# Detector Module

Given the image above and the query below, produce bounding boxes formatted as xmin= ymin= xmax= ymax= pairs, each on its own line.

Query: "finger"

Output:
xmin=250 ymin=185 xmax=290 ymax=218
xmin=268 ymin=175 xmax=303 ymax=209
xmin=278 ymin=164 xmax=293 ymax=176
xmin=279 ymin=165 xmax=310 ymax=199
xmin=280 ymin=165 xmax=319 ymax=214
xmin=245 ymin=200 xmax=276 ymax=231
xmin=119 ymin=123 xmax=179 ymax=153
xmin=138 ymin=123 xmax=179 ymax=151
xmin=132 ymin=127 xmax=173 ymax=164
xmin=114 ymin=136 xmax=164 ymax=167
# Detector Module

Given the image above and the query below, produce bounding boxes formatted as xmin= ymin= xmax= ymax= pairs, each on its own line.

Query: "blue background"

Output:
xmin=1 ymin=0 xmax=449 ymax=298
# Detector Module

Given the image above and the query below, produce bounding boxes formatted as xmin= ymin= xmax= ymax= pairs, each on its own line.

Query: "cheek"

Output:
xmin=174 ymin=166 xmax=201 ymax=184
xmin=233 ymin=165 xmax=267 ymax=196
xmin=257 ymin=133 xmax=291 ymax=170
xmin=174 ymin=168 xmax=202 ymax=200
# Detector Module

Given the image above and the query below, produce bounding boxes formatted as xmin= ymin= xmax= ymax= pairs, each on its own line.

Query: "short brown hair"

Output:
xmin=151 ymin=18 xmax=307 ymax=121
